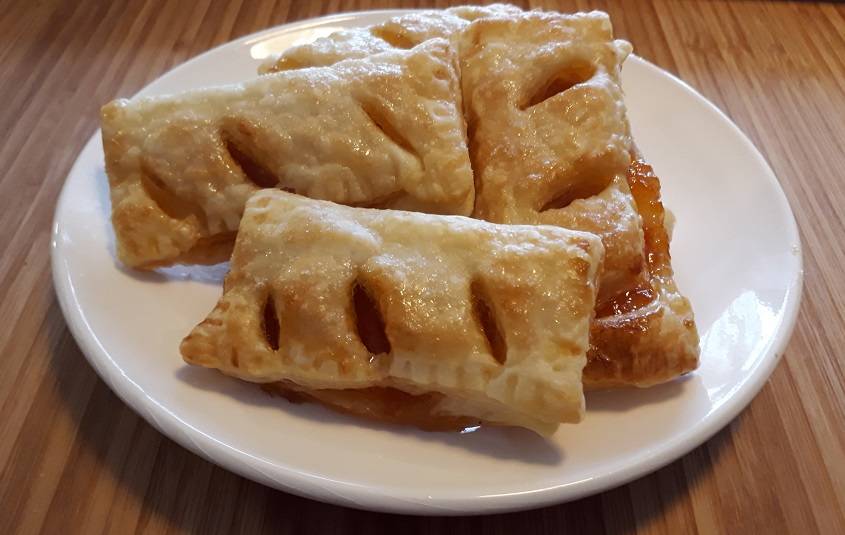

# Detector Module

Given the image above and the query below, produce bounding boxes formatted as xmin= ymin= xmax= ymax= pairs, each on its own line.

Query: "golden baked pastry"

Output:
xmin=181 ymin=190 xmax=605 ymax=435
xmin=258 ymin=4 xmax=521 ymax=74
xmin=458 ymin=11 xmax=699 ymax=387
xmin=257 ymin=8 xmax=699 ymax=388
xmin=102 ymin=39 xmax=473 ymax=269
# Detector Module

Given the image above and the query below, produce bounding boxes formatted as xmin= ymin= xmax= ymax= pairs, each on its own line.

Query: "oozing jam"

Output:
xmin=595 ymin=159 xmax=672 ymax=318
xmin=627 ymin=159 xmax=673 ymax=280
xmin=595 ymin=284 xmax=655 ymax=317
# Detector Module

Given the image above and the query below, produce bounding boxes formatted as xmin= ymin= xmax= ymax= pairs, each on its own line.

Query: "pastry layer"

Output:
xmin=103 ymin=39 xmax=473 ymax=268
xmin=181 ymin=190 xmax=605 ymax=435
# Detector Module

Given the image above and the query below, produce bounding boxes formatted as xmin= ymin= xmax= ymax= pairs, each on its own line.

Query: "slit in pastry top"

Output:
xmin=180 ymin=190 xmax=605 ymax=436
xmin=101 ymin=38 xmax=473 ymax=269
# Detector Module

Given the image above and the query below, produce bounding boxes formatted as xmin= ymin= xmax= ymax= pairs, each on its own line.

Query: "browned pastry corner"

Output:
xmin=585 ymin=160 xmax=699 ymax=387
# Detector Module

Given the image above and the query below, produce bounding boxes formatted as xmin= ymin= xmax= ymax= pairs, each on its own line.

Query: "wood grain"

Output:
xmin=1 ymin=0 xmax=843 ymax=533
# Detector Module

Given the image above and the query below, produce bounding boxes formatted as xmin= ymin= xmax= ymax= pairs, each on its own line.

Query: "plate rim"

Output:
xmin=50 ymin=10 xmax=804 ymax=515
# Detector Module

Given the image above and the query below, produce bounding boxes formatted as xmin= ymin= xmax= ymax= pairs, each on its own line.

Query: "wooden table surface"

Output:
xmin=2 ymin=0 xmax=844 ymax=533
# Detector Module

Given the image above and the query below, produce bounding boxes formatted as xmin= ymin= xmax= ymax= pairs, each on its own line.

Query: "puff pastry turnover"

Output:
xmin=102 ymin=39 xmax=473 ymax=269
xmin=181 ymin=190 xmax=605 ymax=435
xmin=458 ymin=11 xmax=699 ymax=387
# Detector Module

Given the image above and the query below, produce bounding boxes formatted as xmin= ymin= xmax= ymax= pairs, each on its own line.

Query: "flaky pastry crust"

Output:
xmin=457 ymin=11 xmax=699 ymax=387
xmin=181 ymin=190 xmax=605 ymax=435
xmin=102 ymin=39 xmax=473 ymax=269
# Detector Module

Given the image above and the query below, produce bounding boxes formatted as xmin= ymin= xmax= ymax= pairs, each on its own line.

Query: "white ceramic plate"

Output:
xmin=51 ymin=11 xmax=803 ymax=515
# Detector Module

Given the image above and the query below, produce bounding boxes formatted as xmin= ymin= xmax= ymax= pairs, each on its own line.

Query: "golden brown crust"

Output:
xmin=456 ymin=11 xmax=699 ymax=388
xmin=460 ymin=12 xmax=637 ymax=297
xmin=181 ymin=190 xmax=605 ymax=435
xmin=102 ymin=39 xmax=473 ymax=269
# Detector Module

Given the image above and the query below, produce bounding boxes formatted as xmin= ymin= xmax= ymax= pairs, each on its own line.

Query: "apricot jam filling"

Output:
xmin=595 ymin=159 xmax=672 ymax=319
